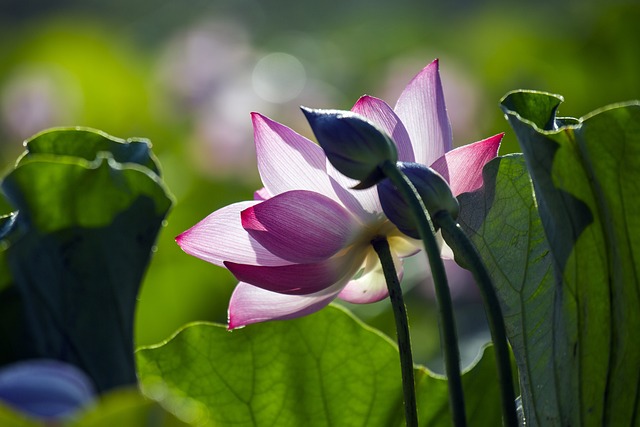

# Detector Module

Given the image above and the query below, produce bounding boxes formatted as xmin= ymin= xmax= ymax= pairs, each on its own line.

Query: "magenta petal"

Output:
xmin=228 ymin=282 xmax=342 ymax=329
xmin=351 ymin=95 xmax=415 ymax=162
xmin=176 ymin=201 xmax=289 ymax=267
xmin=241 ymin=190 xmax=357 ymax=263
xmin=225 ymin=255 xmax=352 ymax=295
xmin=253 ymin=187 xmax=271 ymax=201
xmin=252 ymin=113 xmax=337 ymax=198
xmin=394 ymin=59 xmax=453 ymax=165
xmin=430 ymin=133 xmax=502 ymax=196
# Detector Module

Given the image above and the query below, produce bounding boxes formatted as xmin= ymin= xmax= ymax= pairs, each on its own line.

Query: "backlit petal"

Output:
xmin=253 ymin=187 xmax=271 ymax=201
xmin=225 ymin=255 xmax=355 ymax=295
xmin=351 ymin=95 xmax=415 ymax=162
xmin=241 ymin=190 xmax=358 ymax=263
xmin=228 ymin=282 xmax=343 ymax=329
xmin=430 ymin=133 xmax=502 ymax=196
xmin=394 ymin=59 xmax=453 ymax=165
xmin=326 ymin=160 xmax=384 ymax=223
xmin=338 ymin=249 xmax=403 ymax=303
xmin=387 ymin=229 xmax=422 ymax=258
xmin=440 ymin=239 xmax=455 ymax=260
xmin=176 ymin=201 xmax=289 ymax=267
xmin=252 ymin=113 xmax=337 ymax=198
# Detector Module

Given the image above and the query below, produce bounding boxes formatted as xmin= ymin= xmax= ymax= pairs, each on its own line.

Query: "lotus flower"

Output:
xmin=177 ymin=59 xmax=501 ymax=329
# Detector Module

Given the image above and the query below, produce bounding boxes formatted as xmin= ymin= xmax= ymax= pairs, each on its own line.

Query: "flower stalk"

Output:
xmin=434 ymin=210 xmax=518 ymax=427
xmin=371 ymin=237 xmax=418 ymax=427
xmin=379 ymin=159 xmax=467 ymax=427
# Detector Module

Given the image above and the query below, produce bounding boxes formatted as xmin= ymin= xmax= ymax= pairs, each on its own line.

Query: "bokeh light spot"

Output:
xmin=252 ymin=52 xmax=306 ymax=103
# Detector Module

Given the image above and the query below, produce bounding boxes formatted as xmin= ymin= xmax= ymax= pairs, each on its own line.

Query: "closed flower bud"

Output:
xmin=301 ymin=107 xmax=398 ymax=189
xmin=378 ymin=162 xmax=459 ymax=238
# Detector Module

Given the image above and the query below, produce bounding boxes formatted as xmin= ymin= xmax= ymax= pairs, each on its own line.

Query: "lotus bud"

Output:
xmin=378 ymin=162 xmax=459 ymax=238
xmin=301 ymin=107 xmax=398 ymax=189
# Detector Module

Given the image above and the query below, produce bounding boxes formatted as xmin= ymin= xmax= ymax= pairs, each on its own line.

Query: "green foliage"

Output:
xmin=17 ymin=128 xmax=161 ymax=175
xmin=0 ymin=128 xmax=172 ymax=393
xmin=0 ymin=389 xmax=194 ymax=427
xmin=457 ymin=154 xmax=555 ymax=424
xmin=457 ymin=92 xmax=640 ymax=425
xmin=137 ymin=305 xmax=504 ymax=427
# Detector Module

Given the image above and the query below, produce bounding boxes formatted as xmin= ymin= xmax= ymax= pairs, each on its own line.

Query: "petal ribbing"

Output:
xmin=252 ymin=113 xmax=337 ymax=198
xmin=241 ymin=190 xmax=357 ymax=264
xmin=326 ymin=160 xmax=384 ymax=223
xmin=352 ymin=95 xmax=415 ymax=163
xmin=224 ymin=257 xmax=352 ymax=295
xmin=228 ymin=282 xmax=343 ymax=329
xmin=394 ymin=59 xmax=453 ymax=165
xmin=430 ymin=133 xmax=502 ymax=196
xmin=176 ymin=201 xmax=289 ymax=267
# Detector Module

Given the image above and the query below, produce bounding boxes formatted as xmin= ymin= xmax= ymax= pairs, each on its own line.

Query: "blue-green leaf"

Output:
xmin=0 ymin=128 xmax=173 ymax=394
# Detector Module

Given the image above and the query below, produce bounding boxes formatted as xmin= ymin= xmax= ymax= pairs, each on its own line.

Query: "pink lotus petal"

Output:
xmin=440 ymin=239 xmax=455 ymax=260
xmin=224 ymin=251 xmax=360 ymax=295
xmin=394 ymin=59 xmax=453 ymax=166
xmin=338 ymin=250 xmax=403 ymax=303
xmin=253 ymin=187 xmax=271 ymax=201
xmin=228 ymin=281 xmax=344 ymax=329
xmin=326 ymin=159 xmax=383 ymax=222
xmin=176 ymin=201 xmax=290 ymax=267
xmin=241 ymin=190 xmax=357 ymax=263
xmin=430 ymin=133 xmax=502 ymax=196
xmin=351 ymin=95 xmax=415 ymax=162
xmin=252 ymin=113 xmax=337 ymax=198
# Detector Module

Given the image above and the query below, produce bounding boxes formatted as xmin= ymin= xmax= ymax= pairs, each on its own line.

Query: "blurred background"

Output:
xmin=0 ymin=0 xmax=638 ymax=371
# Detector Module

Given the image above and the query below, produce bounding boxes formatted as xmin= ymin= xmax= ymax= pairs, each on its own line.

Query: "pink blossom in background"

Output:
xmin=176 ymin=59 xmax=502 ymax=329
xmin=0 ymin=360 xmax=95 ymax=421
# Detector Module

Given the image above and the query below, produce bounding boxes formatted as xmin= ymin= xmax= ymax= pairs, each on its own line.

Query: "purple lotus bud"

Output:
xmin=0 ymin=359 xmax=95 ymax=420
xmin=301 ymin=107 xmax=398 ymax=189
xmin=378 ymin=162 xmax=459 ymax=238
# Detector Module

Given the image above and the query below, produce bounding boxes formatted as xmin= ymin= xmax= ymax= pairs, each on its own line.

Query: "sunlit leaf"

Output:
xmin=0 ymin=388 xmax=196 ymax=427
xmin=18 ymin=127 xmax=161 ymax=175
xmin=503 ymin=93 xmax=640 ymax=426
xmin=0 ymin=403 xmax=39 ymax=427
xmin=456 ymin=154 xmax=556 ymax=425
xmin=71 ymin=389 xmax=196 ymax=427
xmin=137 ymin=305 xmax=504 ymax=427
xmin=458 ymin=92 xmax=640 ymax=426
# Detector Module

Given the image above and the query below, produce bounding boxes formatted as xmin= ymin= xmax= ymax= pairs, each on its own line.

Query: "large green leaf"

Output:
xmin=137 ymin=305 xmax=504 ymax=427
xmin=502 ymin=93 xmax=640 ymax=426
xmin=457 ymin=93 xmax=640 ymax=425
xmin=0 ymin=128 xmax=173 ymax=394
xmin=456 ymin=154 xmax=556 ymax=425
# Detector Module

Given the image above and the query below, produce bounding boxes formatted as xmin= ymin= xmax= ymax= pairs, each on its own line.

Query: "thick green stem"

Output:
xmin=371 ymin=237 xmax=418 ymax=427
xmin=379 ymin=160 xmax=467 ymax=427
xmin=435 ymin=211 xmax=518 ymax=427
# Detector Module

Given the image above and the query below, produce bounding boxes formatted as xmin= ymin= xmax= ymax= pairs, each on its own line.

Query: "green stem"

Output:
xmin=371 ymin=237 xmax=418 ymax=427
xmin=379 ymin=160 xmax=467 ymax=427
xmin=434 ymin=211 xmax=518 ymax=427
